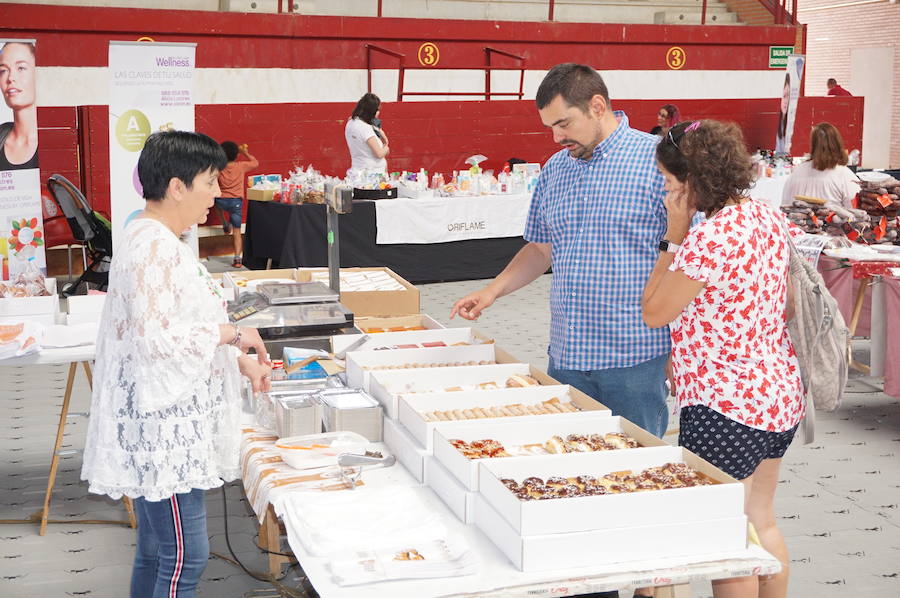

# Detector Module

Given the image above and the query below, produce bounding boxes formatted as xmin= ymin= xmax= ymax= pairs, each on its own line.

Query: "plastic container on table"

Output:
xmin=275 ymin=431 xmax=369 ymax=469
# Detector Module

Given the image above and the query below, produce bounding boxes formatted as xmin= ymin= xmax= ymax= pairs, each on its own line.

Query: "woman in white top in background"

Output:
xmin=81 ymin=130 xmax=271 ymax=598
xmin=781 ymin=122 xmax=860 ymax=208
xmin=345 ymin=92 xmax=389 ymax=173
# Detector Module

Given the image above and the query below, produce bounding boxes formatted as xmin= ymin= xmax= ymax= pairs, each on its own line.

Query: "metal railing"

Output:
xmin=279 ymin=0 xmax=798 ymax=27
xmin=364 ymin=44 xmax=526 ymax=102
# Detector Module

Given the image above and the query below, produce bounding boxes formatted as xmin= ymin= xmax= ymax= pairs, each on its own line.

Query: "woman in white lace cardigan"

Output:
xmin=81 ymin=131 xmax=271 ymax=598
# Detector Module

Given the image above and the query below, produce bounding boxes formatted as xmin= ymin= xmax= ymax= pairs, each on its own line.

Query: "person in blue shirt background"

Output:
xmin=451 ymin=63 xmax=670 ymax=441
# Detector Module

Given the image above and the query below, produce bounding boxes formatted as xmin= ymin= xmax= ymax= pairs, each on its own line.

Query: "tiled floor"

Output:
xmin=1 ymin=269 xmax=897 ymax=597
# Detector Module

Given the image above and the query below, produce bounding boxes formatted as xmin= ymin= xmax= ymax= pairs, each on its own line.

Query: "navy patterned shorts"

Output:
xmin=678 ymin=405 xmax=798 ymax=480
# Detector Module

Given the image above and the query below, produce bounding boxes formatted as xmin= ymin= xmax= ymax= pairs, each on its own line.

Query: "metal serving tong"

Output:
xmin=337 ymin=450 xmax=396 ymax=489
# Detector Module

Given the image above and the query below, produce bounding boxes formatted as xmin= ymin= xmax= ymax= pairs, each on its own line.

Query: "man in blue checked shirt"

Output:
xmin=451 ymin=63 xmax=672 ymax=442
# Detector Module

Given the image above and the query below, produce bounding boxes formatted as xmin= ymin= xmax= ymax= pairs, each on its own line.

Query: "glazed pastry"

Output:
xmin=604 ymin=432 xmax=640 ymax=449
xmin=505 ymin=374 xmax=541 ymax=388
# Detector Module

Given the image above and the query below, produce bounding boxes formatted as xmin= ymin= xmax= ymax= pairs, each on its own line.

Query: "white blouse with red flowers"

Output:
xmin=668 ymin=200 xmax=805 ymax=432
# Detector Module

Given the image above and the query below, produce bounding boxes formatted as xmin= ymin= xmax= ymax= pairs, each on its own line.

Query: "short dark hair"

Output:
xmin=221 ymin=141 xmax=239 ymax=161
xmin=827 ymin=78 xmax=837 ymax=86
xmin=138 ymin=131 xmax=227 ymax=201
xmin=535 ymin=63 xmax=610 ymax=112
xmin=656 ymin=120 xmax=754 ymax=217
xmin=351 ymin=93 xmax=381 ymax=124
xmin=810 ymin=122 xmax=848 ymax=170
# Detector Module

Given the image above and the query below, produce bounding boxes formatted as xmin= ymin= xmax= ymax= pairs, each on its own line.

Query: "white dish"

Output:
xmin=276 ymin=431 xmax=370 ymax=469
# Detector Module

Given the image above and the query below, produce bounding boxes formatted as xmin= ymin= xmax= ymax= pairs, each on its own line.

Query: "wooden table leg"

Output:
xmin=40 ymin=362 xmax=77 ymax=536
xmin=848 ymin=276 xmax=872 ymax=374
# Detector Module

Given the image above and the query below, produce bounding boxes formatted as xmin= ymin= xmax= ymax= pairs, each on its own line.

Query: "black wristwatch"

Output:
xmin=658 ymin=239 xmax=681 ymax=253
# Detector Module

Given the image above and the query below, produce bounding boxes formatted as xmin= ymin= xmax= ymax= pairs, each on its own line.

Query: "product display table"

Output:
xmin=817 ymin=256 xmax=900 ymax=395
xmin=0 ymin=345 xmax=136 ymax=535
xmin=243 ymin=199 xmax=529 ymax=283
xmin=268 ymin=431 xmax=781 ymax=598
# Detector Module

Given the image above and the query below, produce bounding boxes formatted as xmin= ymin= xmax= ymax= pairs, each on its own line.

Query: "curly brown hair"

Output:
xmin=655 ymin=120 xmax=754 ymax=216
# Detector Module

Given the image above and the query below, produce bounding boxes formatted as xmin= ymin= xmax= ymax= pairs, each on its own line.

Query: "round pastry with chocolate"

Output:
xmin=501 ymin=478 xmax=520 ymax=490
xmin=575 ymin=475 xmax=598 ymax=487
xmin=522 ymin=476 xmax=545 ymax=489
xmin=545 ymin=476 xmax=568 ymax=488
xmin=584 ymin=484 xmax=610 ymax=496
xmin=556 ymin=484 xmax=583 ymax=498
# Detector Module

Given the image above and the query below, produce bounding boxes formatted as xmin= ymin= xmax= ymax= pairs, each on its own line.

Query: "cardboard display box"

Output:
xmin=65 ymin=293 xmax=106 ymax=325
xmin=432 ymin=414 xmax=657 ymax=491
xmin=0 ymin=278 xmax=59 ymax=325
xmin=474 ymin=493 xmax=747 ymax=572
xmin=330 ymin=326 xmax=476 ymax=354
xmin=297 ymin=268 xmax=418 ymax=317
xmin=247 ymin=188 xmax=276 ymax=202
xmin=354 ymin=314 xmax=445 ymax=334
xmin=383 ymin=416 xmax=429 ymax=483
xmin=345 ymin=343 xmax=497 ymax=393
xmin=477 ymin=446 xmax=744 ymax=536
xmin=369 ymin=363 xmax=534 ymax=420
xmin=398 ymin=385 xmax=609 ymax=452
xmin=425 ymin=456 xmax=477 ymax=524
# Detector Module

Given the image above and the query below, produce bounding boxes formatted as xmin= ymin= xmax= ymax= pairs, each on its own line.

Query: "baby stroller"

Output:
xmin=46 ymin=174 xmax=113 ymax=297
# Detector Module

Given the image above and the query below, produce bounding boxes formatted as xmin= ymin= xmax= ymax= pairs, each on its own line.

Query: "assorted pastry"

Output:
xmin=545 ymin=432 xmax=639 ymax=453
xmin=364 ymin=359 xmax=495 ymax=371
xmin=505 ymin=374 xmax=541 ymax=388
xmin=500 ymin=463 xmax=714 ymax=501
xmin=372 ymin=341 xmax=483 ymax=351
xmin=422 ymin=397 xmax=579 ymax=422
xmin=363 ymin=326 xmax=427 ymax=333
xmin=393 ymin=375 xmax=542 ymax=395
xmin=448 ymin=432 xmax=642 ymax=460
xmin=449 ymin=438 xmax=511 ymax=459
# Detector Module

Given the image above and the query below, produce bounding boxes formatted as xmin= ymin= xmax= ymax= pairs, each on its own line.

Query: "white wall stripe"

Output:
xmin=36 ymin=67 xmax=788 ymax=107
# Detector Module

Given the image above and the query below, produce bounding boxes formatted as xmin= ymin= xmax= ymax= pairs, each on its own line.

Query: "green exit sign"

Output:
xmin=769 ymin=46 xmax=794 ymax=68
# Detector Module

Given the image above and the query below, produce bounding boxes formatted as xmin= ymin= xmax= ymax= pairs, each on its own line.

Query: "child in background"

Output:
xmin=215 ymin=141 xmax=258 ymax=268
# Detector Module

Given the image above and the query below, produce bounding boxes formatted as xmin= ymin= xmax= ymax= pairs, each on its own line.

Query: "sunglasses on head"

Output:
xmin=667 ymin=121 xmax=701 ymax=151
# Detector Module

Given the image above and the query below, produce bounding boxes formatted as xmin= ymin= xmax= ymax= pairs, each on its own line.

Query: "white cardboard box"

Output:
xmin=368 ymin=363 xmax=534 ymax=419
xmin=66 ymin=294 xmax=106 ymax=314
xmin=345 ymin=344 xmax=497 ymax=393
xmin=398 ymin=385 xmax=609 ymax=452
xmin=478 ymin=446 xmax=744 ymax=536
xmin=432 ymin=415 xmax=662 ymax=491
xmin=424 ymin=456 xmax=477 ymax=524
xmin=474 ymin=493 xmax=747 ymax=572
xmin=382 ymin=417 xmax=429 ymax=483
xmin=331 ymin=327 xmax=476 ymax=354
xmin=0 ymin=278 xmax=58 ymax=318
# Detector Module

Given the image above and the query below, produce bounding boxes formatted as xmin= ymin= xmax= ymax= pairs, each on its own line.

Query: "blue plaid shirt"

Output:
xmin=524 ymin=112 xmax=670 ymax=370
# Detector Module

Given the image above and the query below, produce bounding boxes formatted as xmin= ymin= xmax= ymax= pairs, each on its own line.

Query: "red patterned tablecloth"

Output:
xmin=818 ymin=257 xmax=900 ymax=399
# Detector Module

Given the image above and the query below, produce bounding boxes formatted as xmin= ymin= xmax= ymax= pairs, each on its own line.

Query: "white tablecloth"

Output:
xmin=277 ymin=443 xmax=781 ymax=598
xmin=374 ymin=194 xmax=532 ymax=245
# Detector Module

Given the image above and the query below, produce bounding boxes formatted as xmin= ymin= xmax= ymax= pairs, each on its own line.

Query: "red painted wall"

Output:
xmin=2 ymin=3 xmax=798 ymax=71
xmin=43 ymin=96 xmax=861 ymax=218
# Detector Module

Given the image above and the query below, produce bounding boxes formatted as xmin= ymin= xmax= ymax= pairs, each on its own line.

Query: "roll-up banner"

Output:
xmin=108 ymin=41 xmax=196 ymax=247
xmin=775 ymin=54 xmax=805 ymax=156
xmin=0 ymin=39 xmax=44 ymax=279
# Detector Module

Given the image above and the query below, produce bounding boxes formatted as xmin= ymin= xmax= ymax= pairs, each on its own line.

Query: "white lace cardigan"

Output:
xmin=81 ymin=218 xmax=242 ymax=501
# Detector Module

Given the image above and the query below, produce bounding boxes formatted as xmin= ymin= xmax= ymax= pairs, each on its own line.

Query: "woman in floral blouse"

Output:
xmin=643 ymin=120 xmax=803 ymax=598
